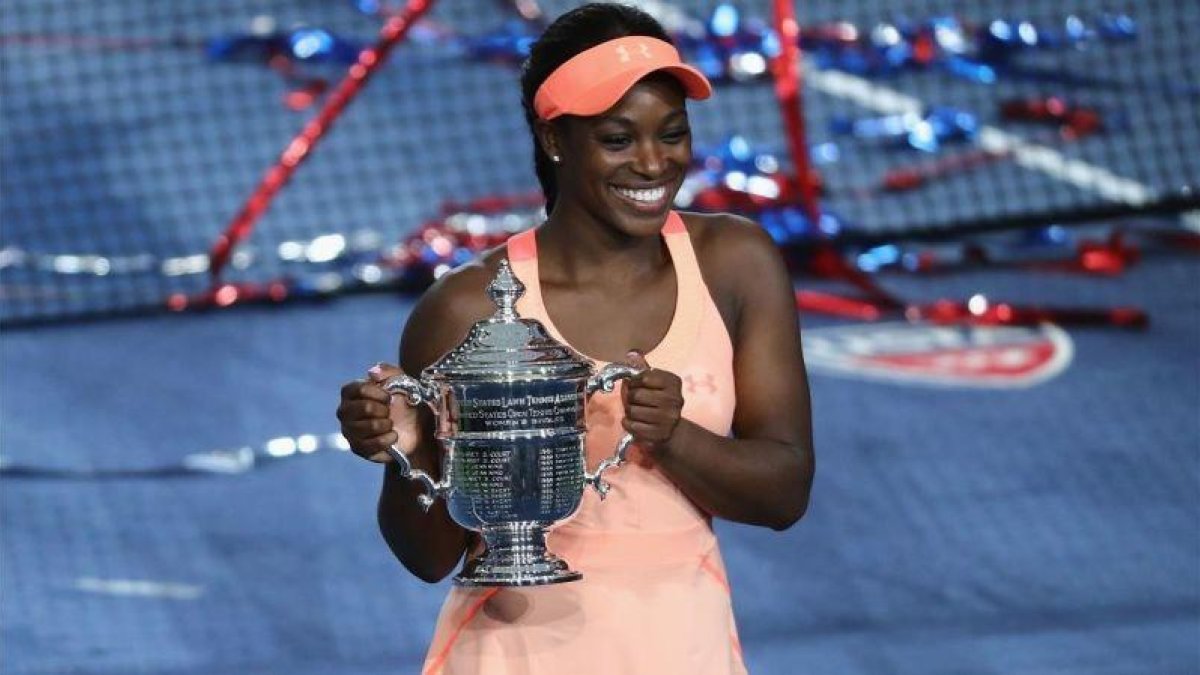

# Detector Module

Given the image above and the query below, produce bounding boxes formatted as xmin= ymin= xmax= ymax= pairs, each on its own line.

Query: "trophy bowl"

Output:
xmin=382 ymin=259 xmax=638 ymax=587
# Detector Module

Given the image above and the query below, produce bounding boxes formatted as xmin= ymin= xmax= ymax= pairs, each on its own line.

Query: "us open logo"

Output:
xmin=802 ymin=322 xmax=1074 ymax=388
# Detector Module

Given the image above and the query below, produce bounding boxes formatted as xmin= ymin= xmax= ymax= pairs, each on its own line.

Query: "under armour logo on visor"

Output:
xmin=615 ymin=43 xmax=653 ymax=62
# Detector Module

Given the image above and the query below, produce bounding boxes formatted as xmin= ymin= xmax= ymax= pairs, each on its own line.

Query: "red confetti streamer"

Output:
xmin=208 ymin=0 xmax=437 ymax=282
xmin=771 ymin=0 xmax=821 ymax=223
xmin=1000 ymin=96 xmax=1105 ymax=141
xmin=877 ymin=147 xmax=1009 ymax=194
xmin=795 ymin=290 xmax=883 ymax=320
xmin=905 ymin=299 xmax=1148 ymax=328
xmin=795 ymin=286 xmax=1148 ymax=328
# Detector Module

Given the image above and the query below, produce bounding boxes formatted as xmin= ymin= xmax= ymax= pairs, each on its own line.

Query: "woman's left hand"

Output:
xmin=621 ymin=351 xmax=685 ymax=453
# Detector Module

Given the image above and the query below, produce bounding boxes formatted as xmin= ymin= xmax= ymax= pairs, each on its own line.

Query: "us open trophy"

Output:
xmin=382 ymin=259 xmax=640 ymax=587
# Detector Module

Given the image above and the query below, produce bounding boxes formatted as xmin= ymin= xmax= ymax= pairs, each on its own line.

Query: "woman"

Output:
xmin=336 ymin=4 xmax=815 ymax=673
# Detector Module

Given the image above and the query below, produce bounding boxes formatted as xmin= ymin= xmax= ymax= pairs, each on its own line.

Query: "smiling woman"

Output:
xmin=540 ymin=75 xmax=696 ymax=232
xmin=335 ymin=3 xmax=815 ymax=674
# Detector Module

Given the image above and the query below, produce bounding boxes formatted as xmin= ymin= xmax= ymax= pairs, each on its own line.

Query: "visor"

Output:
xmin=533 ymin=36 xmax=712 ymax=120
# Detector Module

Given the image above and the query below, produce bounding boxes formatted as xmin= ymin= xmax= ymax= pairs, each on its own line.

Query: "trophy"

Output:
xmin=382 ymin=259 xmax=640 ymax=587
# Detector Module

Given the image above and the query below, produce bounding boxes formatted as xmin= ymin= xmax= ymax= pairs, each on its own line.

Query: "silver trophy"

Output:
xmin=383 ymin=259 xmax=640 ymax=587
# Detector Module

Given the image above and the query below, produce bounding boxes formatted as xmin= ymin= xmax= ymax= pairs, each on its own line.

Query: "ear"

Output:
xmin=534 ymin=119 xmax=563 ymax=161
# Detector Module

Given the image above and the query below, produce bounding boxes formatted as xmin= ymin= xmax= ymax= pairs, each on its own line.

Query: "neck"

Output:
xmin=537 ymin=200 xmax=669 ymax=284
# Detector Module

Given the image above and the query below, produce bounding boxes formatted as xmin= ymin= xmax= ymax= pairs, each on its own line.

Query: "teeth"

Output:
xmin=614 ymin=186 xmax=666 ymax=203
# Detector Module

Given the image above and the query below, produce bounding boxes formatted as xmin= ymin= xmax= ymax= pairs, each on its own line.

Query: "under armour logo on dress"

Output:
xmin=684 ymin=373 xmax=717 ymax=394
xmin=615 ymin=43 xmax=653 ymax=62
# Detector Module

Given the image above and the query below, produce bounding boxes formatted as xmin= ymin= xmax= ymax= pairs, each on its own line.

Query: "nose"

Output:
xmin=631 ymin=139 xmax=668 ymax=178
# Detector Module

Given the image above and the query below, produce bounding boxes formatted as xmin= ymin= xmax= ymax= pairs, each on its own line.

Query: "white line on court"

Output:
xmin=74 ymin=577 xmax=204 ymax=600
xmin=804 ymin=66 xmax=1156 ymax=207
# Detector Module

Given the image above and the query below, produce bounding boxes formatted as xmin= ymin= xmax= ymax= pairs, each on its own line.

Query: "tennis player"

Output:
xmin=337 ymin=4 xmax=814 ymax=672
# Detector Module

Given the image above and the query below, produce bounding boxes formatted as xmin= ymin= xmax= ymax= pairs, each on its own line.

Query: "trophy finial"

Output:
xmin=487 ymin=259 xmax=524 ymax=319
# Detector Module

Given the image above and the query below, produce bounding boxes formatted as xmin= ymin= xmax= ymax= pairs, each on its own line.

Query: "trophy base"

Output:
xmin=453 ymin=523 xmax=582 ymax=587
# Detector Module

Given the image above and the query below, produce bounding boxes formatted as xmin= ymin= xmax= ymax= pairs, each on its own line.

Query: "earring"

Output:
xmin=551 ymin=155 xmax=561 ymax=163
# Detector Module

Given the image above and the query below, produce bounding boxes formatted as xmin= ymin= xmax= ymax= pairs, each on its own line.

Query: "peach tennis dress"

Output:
xmin=420 ymin=212 xmax=747 ymax=675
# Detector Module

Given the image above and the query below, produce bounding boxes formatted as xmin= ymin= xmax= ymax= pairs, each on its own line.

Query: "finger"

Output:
xmin=621 ymin=418 xmax=668 ymax=443
xmin=625 ymin=386 xmax=682 ymax=409
xmin=624 ymin=385 xmax=658 ymax=406
xmin=336 ymin=401 xmax=388 ymax=426
xmin=342 ymin=380 xmax=391 ymax=405
xmin=367 ymin=362 xmax=404 ymax=383
xmin=626 ymin=369 xmax=660 ymax=390
xmin=359 ymin=383 xmax=393 ymax=404
xmin=624 ymin=405 xmax=679 ymax=430
xmin=351 ymin=431 xmax=399 ymax=458
xmin=632 ymin=369 xmax=681 ymax=391
xmin=338 ymin=399 xmax=392 ymax=422
xmin=344 ymin=418 xmax=395 ymax=439
xmin=625 ymin=372 xmax=653 ymax=393
xmin=362 ymin=399 xmax=392 ymax=419
xmin=626 ymin=395 xmax=679 ymax=414
xmin=624 ymin=350 xmax=650 ymax=371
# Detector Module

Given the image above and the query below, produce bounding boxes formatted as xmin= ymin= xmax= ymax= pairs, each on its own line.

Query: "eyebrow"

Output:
xmin=592 ymin=109 xmax=690 ymax=127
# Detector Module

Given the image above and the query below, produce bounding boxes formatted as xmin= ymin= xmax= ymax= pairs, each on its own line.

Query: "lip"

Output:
xmin=609 ymin=182 xmax=676 ymax=214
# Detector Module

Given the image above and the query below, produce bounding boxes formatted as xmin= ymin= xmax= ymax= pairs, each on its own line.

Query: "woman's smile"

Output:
xmin=609 ymin=182 xmax=673 ymax=214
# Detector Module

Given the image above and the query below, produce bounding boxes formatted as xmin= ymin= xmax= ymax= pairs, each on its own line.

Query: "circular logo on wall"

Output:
xmin=802 ymin=322 xmax=1074 ymax=388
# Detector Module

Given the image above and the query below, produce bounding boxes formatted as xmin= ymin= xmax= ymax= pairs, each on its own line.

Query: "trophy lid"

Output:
xmin=423 ymin=259 xmax=593 ymax=381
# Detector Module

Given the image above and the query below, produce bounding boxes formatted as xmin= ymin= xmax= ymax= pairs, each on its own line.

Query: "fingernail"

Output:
xmin=368 ymin=364 xmax=383 ymax=377
xmin=627 ymin=350 xmax=641 ymax=360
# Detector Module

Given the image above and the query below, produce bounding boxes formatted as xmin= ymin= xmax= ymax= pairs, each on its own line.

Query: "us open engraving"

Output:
xmin=451 ymin=437 xmax=585 ymax=524
xmin=452 ymin=381 xmax=584 ymax=433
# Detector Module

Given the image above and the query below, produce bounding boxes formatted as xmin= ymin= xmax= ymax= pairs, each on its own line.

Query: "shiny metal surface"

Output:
xmin=384 ymin=259 xmax=639 ymax=586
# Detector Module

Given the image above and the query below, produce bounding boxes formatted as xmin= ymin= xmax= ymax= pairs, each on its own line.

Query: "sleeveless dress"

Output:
xmin=421 ymin=212 xmax=747 ymax=675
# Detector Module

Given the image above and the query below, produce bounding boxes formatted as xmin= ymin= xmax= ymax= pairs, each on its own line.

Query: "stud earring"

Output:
xmin=551 ymin=154 xmax=561 ymax=163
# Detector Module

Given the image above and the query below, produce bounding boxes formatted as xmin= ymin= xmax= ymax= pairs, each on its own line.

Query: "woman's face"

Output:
xmin=550 ymin=74 xmax=692 ymax=237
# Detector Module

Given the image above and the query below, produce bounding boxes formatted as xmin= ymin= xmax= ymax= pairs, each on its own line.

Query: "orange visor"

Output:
xmin=533 ymin=36 xmax=713 ymax=120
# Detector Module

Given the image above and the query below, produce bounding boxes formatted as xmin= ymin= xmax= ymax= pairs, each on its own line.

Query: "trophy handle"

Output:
xmin=583 ymin=363 xmax=643 ymax=499
xmin=382 ymin=374 xmax=449 ymax=512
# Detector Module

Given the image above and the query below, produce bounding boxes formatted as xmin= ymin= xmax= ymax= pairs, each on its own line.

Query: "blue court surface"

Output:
xmin=2 ymin=0 xmax=1200 ymax=673
xmin=2 ymin=247 xmax=1198 ymax=674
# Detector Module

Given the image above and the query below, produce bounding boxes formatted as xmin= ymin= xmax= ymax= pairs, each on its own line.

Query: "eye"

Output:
xmin=600 ymin=134 xmax=632 ymax=149
xmin=661 ymin=127 xmax=691 ymax=144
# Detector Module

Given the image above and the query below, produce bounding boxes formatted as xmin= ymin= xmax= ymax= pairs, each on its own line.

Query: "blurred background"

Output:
xmin=2 ymin=1 xmax=1197 ymax=673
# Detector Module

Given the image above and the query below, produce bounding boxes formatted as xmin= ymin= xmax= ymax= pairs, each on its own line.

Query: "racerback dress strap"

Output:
xmin=505 ymin=211 xmax=705 ymax=373
xmin=504 ymin=227 xmax=545 ymax=333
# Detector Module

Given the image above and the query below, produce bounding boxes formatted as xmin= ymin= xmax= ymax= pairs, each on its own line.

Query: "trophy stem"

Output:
xmin=454 ymin=523 xmax=582 ymax=587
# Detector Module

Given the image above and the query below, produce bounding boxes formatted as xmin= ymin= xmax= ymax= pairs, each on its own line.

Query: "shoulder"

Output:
xmin=679 ymin=210 xmax=781 ymax=260
xmin=677 ymin=210 xmax=790 ymax=302
xmin=400 ymin=246 xmax=508 ymax=371
xmin=414 ymin=246 xmax=508 ymax=320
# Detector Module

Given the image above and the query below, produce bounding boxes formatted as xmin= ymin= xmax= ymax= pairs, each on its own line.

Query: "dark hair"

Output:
xmin=520 ymin=3 xmax=672 ymax=211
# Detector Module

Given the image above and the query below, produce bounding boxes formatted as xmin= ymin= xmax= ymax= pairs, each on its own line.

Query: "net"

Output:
xmin=2 ymin=0 xmax=1196 ymax=324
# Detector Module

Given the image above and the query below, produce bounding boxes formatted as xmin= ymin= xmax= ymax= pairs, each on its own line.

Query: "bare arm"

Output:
xmin=372 ymin=256 xmax=502 ymax=581
xmin=623 ymin=217 xmax=814 ymax=530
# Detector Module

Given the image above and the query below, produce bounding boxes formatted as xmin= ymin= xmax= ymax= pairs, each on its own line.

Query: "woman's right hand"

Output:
xmin=337 ymin=363 xmax=422 ymax=463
